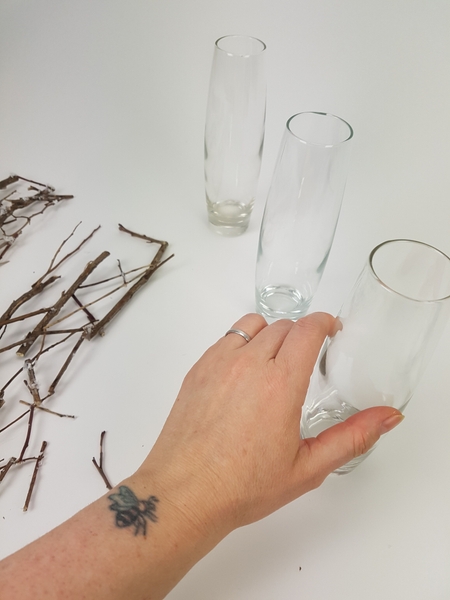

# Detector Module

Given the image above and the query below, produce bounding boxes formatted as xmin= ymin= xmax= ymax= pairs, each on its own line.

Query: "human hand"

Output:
xmin=0 ymin=312 xmax=405 ymax=600
xmin=139 ymin=312 xmax=403 ymax=537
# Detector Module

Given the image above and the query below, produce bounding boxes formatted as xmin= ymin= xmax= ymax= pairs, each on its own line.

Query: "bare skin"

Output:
xmin=0 ymin=313 xmax=403 ymax=600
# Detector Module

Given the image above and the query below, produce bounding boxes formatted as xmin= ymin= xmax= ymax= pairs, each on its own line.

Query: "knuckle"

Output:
xmin=234 ymin=313 xmax=267 ymax=331
xmin=351 ymin=429 xmax=373 ymax=457
xmin=294 ymin=312 xmax=333 ymax=338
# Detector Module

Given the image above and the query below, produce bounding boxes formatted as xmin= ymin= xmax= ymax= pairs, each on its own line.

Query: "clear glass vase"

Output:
xmin=255 ymin=111 xmax=353 ymax=320
xmin=301 ymin=239 xmax=450 ymax=474
xmin=204 ymin=35 xmax=266 ymax=236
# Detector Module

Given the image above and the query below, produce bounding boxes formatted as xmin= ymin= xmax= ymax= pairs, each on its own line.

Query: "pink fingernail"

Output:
xmin=380 ymin=413 xmax=405 ymax=435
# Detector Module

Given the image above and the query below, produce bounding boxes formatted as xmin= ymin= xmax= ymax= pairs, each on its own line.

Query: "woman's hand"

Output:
xmin=140 ymin=312 xmax=403 ymax=536
xmin=0 ymin=312 xmax=404 ymax=600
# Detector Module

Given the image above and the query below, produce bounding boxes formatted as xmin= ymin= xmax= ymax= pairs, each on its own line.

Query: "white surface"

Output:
xmin=1 ymin=1 xmax=450 ymax=598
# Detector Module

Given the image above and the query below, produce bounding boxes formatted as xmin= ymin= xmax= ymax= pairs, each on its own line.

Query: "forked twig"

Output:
xmin=0 ymin=457 xmax=17 ymax=482
xmin=19 ymin=400 xmax=76 ymax=419
xmin=0 ymin=213 xmax=173 ymax=509
xmin=92 ymin=431 xmax=112 ymax=490
xmin=16 ymin=251 xmax=110 ymax=357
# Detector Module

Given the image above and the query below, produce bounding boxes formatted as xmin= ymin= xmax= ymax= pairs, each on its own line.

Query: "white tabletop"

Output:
xmin=1 ymin=1 xmax=450 ymax=598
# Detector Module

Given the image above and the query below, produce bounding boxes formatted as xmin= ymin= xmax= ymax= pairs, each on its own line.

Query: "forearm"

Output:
xmin=0 ymin=313 xmax=404 ymax=599
xmin=0 ymin=465 xmax=225 ymax=600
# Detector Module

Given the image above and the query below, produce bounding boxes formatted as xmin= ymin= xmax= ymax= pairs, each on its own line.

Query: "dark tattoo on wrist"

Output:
xmin=108 ymin=486 xmax=159 ymax=536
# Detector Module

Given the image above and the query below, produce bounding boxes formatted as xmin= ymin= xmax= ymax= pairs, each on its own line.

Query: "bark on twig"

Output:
xmin=18 ymin=405 xmax=35 ymax=461
xmin=0 ymin=457 xmax=17 ymax=482
xmin=87 ymin=224 xmax=173 ymax=339
xmin=0 ymin=210 xmax=173 ymax=509
xmin=47 ymin=332 xmax=86 ymax=396
xmin=19 ymin=400 xmax=76 ymax=419
xmin=16 ymin=251 xmax=110 ymax=356
xmin=23 ymin=440 xmax=47 ymax=511
xmin=92 ymin=431 xmax=112 ymax=490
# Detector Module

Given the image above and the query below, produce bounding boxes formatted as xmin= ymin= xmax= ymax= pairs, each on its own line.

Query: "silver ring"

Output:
xmin=225 ymin=328 xmax=252 ymax=343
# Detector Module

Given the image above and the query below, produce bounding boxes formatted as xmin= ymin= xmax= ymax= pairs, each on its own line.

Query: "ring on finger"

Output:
xmin=225 ymin=328 xmax=252 ymax=343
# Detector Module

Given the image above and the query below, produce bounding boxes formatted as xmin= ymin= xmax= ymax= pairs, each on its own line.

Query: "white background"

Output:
xmin=1 ymin=1 xmax=450 ymax=598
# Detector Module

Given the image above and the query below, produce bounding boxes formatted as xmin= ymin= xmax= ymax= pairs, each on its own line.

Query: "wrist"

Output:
xmin=128 ymin=456 xmax=230 ymax=566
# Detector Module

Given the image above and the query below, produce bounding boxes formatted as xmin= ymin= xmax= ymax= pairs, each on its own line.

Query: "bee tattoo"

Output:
xmin=108 ymin=486 xmax=159 ymax=536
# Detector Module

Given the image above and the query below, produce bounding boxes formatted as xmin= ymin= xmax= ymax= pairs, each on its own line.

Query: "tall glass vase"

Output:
xmin=301 ymin=239 xmax=450 ymax=474
xmin=255 ymin=112 xmax=353 ymax=321
xmin=204 ymin=35 xmax=266 ymax=236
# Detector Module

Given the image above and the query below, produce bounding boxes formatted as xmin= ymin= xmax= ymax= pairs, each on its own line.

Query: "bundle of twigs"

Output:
xmin=0 ymin=175 xmax=173 ymax=510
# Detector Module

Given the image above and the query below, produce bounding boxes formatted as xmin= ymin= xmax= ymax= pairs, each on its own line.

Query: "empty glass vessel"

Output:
xmin=204 ymin=35 xmax=266 ymax=236
xmin=301 ymin=239 xmax=450 ymax=474
xmin=255 ymin=111 xmax=353 ymax=320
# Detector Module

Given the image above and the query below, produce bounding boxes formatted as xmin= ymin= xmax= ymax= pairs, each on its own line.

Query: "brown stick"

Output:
xmin=17 ymin=175 xmax=54 ymax=189
xmin=89 ymin=256 xmax=172 ymax=338
xmin=0 ymin=175 xmax=19 ymax=189
xmin=23 ymin=440 xmax=47 ymax=511
xmin=72 ymin=293 xmax=97 ymax=325
xmin=0 ymin=225 xmax=99 ymax=328
xmin=47 ymin=224 xmax=100 ymax=274
xmin=16 ymin=251 xmax=110 ymax=356
xmin=47 ymin=332 xmax=86 ymax=396
xmin=92 ymin=431 xmax=112 ymax=490
xmin=88 ymin=242 xmax=173 ymax=340
xmin=0 ymin=410 xmax=29 ymax=434
xmin=24 ymin=360 xmax=42 ymax=405
xmin=78 ymin=264 xmax=147 ymax=288
xmin=0 ymin=304 xmax=56 ymax=329
xmin=18 ymin=405 xmax=35 ymax=461
xmin=19 ymin=400 xmax=76 ymax=419
xmin=0 ymin=457 xmax=17 ymax=482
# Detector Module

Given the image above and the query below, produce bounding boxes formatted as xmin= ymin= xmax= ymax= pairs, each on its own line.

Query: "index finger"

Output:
xmin=275 ymin=312 xmax=337 ymax=395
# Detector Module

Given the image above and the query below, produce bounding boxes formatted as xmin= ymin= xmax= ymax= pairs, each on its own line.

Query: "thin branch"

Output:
xmin=19 ymin=400 xmax=76 ymax=419
xmin=23 ymin=440 xmax=47 ymax=511
xmin=78 ymin=264 xmax=148 ymax=288
xmin=0 ymin=216 xmax=173 ymax=509
xmin=0 ymin=410 xmax=29 ymax=434
xmin=24 ymin=360 xmax=42 ymax=405
xmin=18 ymin=404 xmax=35 ymax=461
xmin=88 ymin=250 xmax=173 ymax=339
xmin=0 ymin=276 xmax=60 ymax=333
xmin=0 ymin=304 xmax=56 ymax=329
xmin=32 ymin=330 xmax=78 ymax=362
xmin=0 ymin=175 xmax=19 ymax=190
xmin=0 ymin=224 xmax=98 ymax=334
xmin=47 ymin=332 xmax=86 ymax=396
xmin=0 ymin=457 xmax=17 ymax=482
xmin=17 ymin=175 xmax=54 ymax=189
xmin=92 ymin=431 xmax=112 ymax=490
xmin=16 ymin=251 xmax=110 ymax=357
xmin=117 ymin=259 xmax=126 ymax=284
xmin=72 ymin=293 xmax=97 ymax=325
xmin=47 ymin=224 xmax=100 ymax=275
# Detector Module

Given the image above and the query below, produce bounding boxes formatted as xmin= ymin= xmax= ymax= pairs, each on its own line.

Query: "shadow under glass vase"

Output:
xmin=204 ymin=35 xmax=266 ymax=236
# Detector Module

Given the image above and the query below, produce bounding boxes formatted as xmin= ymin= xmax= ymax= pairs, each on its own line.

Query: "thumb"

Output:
xmin=299 ymin=407 xmax=404 ymax=482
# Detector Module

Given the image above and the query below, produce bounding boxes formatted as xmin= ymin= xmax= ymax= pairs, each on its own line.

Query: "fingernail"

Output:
xmin=330 ymin=317 xmax=343 ymax=337
xmin=380 ymin=412 xmax=405 ymax=435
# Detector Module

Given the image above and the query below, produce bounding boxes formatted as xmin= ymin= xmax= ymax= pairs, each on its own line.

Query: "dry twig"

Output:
xmin=0 ymin=204 xmax=172 ymax=511
xmin=92 ymin=431 xmax=112 ymax=490
xmin=23 ymin=441 xmax=47 ymax=512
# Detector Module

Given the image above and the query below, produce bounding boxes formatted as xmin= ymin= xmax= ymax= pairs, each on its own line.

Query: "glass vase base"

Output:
xmin=207 ymin=199 xmax=252 ymax=236
xmin=255 ymin=285 xmax=311 ymax=321
xmin=300 ymin=400 xmax=374 ymax=474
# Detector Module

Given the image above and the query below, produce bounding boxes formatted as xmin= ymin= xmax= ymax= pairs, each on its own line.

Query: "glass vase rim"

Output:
xmin=215 ymin=35 xmax=267 ymax=57
xmin=368 ymin=238 xmax=450 ymax=303
xmin=286 ymin=111 xmax=354 ymax=148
